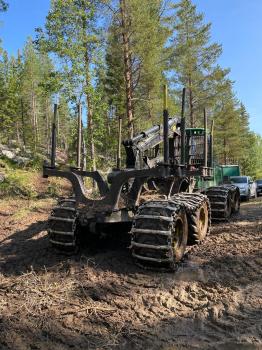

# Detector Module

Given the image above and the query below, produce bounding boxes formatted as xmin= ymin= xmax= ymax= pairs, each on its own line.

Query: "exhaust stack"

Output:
xmin=210 ymin=119 xmax=214 ymax=168
xmin=204 ymin=108 xmax=208 ymax=168
xmin=117 ymin=116 xmax=122 ymax=169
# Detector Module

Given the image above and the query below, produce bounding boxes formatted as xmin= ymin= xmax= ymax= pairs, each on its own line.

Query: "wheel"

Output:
xmin=170 ymin=194 xmax=211 ymax=245
xmin=131 ymin=200 xmax=188 ymax=271
xmin=170 ymin=208 xmax=188 ymax=266
xmin=205 ymin=186 xmax=233 ymax=221
xmin=188 ymin=200 xmax=210 ymax=244
xmin=48 ymin=198 xmax=80 ymax=254
xmin=225 ymin=193 xmax=232 ymax=218
xmin=232 ymin=190 xmax=240 ymax=213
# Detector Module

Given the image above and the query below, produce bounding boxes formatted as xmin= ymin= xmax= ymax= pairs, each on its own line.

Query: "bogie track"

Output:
xmin=131 ymin=193 xmax=211 ymax=270
xmin=131 ymin=199 xmax=188 ymax=270
xmin=170 ymin=193 xmax=211 ymax=245
xmin=205 ymin=185 xmax=240 ymax=221
xmin=48 ymin=198 xmax=79 ymax=253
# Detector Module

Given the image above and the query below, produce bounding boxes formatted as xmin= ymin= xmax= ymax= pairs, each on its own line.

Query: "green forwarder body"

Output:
xmin=196 ymin=164 xmax=241 ymax=191
xmin=187 ymin=127 xmax=240 ymax=191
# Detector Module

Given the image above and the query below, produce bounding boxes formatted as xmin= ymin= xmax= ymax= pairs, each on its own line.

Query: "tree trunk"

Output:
xmin=87 ymin=94 xmax=96 ymax=172
xmin=45 ymin=97 xmax=50 ymax=155
xmin=20 ymin=99 xmax=26 ymax=147
xmin=84 ymin=60 xmax=96 ymax=173
xmin=82 ymin=125 xmax=87 ymax=171
xmin=31 ymin=92 xmax=38 ymax=151
xmin=81 ymin=2 xmax=96 ymax=173
xmin=15 ymin=120 xmax=21 ymax=146
xmin=120 ymin=0 xmax=134 ymax=138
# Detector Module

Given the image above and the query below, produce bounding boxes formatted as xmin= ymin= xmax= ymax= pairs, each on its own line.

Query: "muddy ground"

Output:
xmin=0 ymin=197 xmax=261 ymax=350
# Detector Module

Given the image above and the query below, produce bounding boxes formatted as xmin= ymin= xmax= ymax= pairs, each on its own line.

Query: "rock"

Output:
xmin=1 ymin=149 xmax=15 ymax=160
xmin=0 ymin=144 xmax=9 ymax=151
xmin=14 ymin=147 xmax=21 ymax=155
xmin=13 ymin=156 xmax=30 ymax=165
xmin=0 ymin=173 xmax=5 ymax=183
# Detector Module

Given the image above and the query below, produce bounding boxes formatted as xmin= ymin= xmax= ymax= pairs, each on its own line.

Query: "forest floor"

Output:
xmin=0 ymin=196 xmax=261 ymax=350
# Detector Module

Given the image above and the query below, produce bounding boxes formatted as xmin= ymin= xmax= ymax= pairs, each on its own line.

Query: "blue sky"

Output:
xmin=0 ymin=0 xmax=261 ymax=136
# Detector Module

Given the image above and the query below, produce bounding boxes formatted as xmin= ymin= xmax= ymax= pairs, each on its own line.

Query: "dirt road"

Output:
xmin=0 ymin=198 xmax=261 ymax=350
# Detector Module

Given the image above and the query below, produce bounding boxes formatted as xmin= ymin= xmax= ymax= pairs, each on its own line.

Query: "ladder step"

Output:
xmin=132 ymin=253 xmax=172 ymax=263
xmin=140 ymin=205 xmax=176 ymax=211
xmin=131 ymin=241 xmax=170 ymax=250
xmin=53 ymin=207 xmax=76 ymax=212
xmin=49 ymin=229 xmax=74 ymax=236
xmin=48 ymin=217 xmax=75 ymax=223
xmin=135 ymin=215 xmax=173 ymax=222
xmin=59 ymin=199 xmax=76 ymax=203
xmin=209 ymin=202 xmax=225 ymax=205
xmin=131 ymin=228 xmax=171 ymax=237
xmin=49 ymin=239 xmax=75 ymax=247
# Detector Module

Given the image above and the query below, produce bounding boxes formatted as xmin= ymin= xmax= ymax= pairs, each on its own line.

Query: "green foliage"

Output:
xmin=0 ymin=170 xmax=38 ymax=198
xmin=0 ymin=0 xmax=8 ymax=12
xmin=0 ymin=157 xmax=71 ymax=199
xmin=168 ymin=0 xmax=229 ymax=127
xmin=105 ymin=0 xmax=169 ymax=133
xmin=46 ymin=177 xmax=72 ymax=198
xmin=0 ymin=0 xmax=260 ymax=180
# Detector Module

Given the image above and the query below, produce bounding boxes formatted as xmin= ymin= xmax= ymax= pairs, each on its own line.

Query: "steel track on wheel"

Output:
xmin=48 ymin=198 xmax=79 ymax=251
xmin=170 ymin=193 xmax=211 ymax=244
xmin=130 ymin=193 xmax=211 ymax=271
xmin=205 ymin=185 xmax=238 ymax=221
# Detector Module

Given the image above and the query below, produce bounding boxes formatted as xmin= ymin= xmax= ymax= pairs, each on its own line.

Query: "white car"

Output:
xmin=230 ymin=176 xmax=257 ymax=200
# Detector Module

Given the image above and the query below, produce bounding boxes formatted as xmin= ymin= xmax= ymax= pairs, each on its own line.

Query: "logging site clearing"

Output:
xmin=0 ymin=0 xmax=262 ymax=350
xmin=0 ymin=194 xmax=261 ymax=350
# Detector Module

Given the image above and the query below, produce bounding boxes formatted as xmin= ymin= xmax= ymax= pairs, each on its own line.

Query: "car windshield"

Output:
xmin=256 ymin=180 xmax=262 ymax=184
xmin=230 ymin=177 xmax=248 ymax=184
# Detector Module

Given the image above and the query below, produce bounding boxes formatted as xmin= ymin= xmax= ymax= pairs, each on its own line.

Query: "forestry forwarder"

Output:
xmin=43 ymin=87 xmax=240 ymax=271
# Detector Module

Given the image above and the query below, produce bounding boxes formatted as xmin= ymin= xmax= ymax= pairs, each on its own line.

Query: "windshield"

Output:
xmin=230 ymin=177 xmax=248 ymax=184
xmin=256 ymin=180 xmax=262 ymax=184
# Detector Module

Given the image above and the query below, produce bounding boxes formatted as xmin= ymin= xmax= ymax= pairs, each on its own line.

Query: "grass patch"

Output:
xmin=0 ymin=157 xmax=72 ymax=199
xmin=46 ymin=177 xmax=72 ymax=198
xmin=0 ymin=169 xmax=38 ymax=198
xmin=12 ymin=198 xmax=55 ymax=220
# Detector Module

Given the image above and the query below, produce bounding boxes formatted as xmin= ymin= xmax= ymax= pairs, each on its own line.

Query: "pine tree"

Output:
xmin=169 ymin=0 xmax=229 ymax=127
xmin=22 ymin=39 xmax=43 ymax=150
xmin=37 ymin=0 xmax=104 ymax=172
xmin=105 ymin=0 xmax=168 ymax=136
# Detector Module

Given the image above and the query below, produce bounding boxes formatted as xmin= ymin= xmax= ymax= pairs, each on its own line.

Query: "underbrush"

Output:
xmin=1 ymin=169 xmax=38 ymax=198
xmin=0 ymin=158 xmax=72 ymax=199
